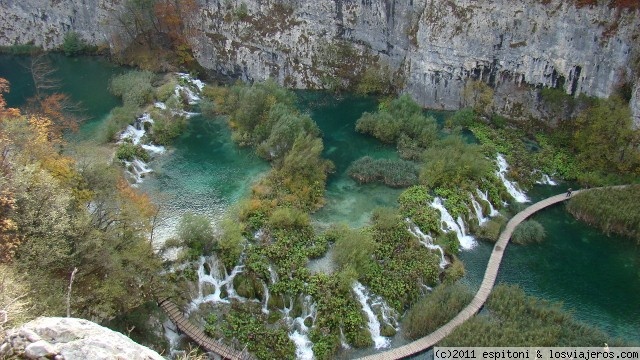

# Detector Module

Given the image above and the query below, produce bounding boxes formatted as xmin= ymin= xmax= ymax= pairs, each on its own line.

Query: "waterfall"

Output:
xmin=188 ymin=255 xmax=244 ymax=312
xmin=352 ymin=282 xmax=391 ymax=349
xmin=407 ymin=222 xmax=448 ymax=268
xmin=430 ymin=197 xmax=476 ymax=250
xmin=470 ymin=194 xmax=488 ymax=225
xmin=476 ymin=189 xmax=499 ymax=216
xmin=496 ymin=154 xmax=529 ymax=203
xmin=281 ymin=295 xmax=316 ymax=360
xmin=536 ymin=173 xmax=558 ymax=186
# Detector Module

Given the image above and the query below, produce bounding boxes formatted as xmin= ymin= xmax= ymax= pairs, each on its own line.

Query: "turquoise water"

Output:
xmin=2 ymin=55 xmax=639 ymax=350
xmin=460 ymin=185 xmax=640 ymax=344
xmin=297 ymin=92 xmax=403 ymax=228
xmin=138 ymin=115 xmax=268 ymax=240
xmin=0 ymin=54 xmax=122 ymax=141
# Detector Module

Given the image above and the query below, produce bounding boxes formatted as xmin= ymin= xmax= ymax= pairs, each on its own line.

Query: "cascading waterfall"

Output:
xmin=536 ymin=173 xmax=558 ymax=185
xmin=352 ymin=282 xmax=391 ymax=349
xmin=119 ymin=73 xmax=203 ymax=185
xmin=261 ymin=265 xmax=279 ymax=314
xmin=407 ymin=222 xmax=448 ymax=269
xmin=279 ymin=295 xmax=315 ymax=359
xmin=476 ymin=189 xmax=499 ymax=216
xmin=496 ymin=154 xmax=529 ymax=203
xmin=188 ymin=255 xmax=244 ymax=312
xmin=430 ymin=197 xmax=476 ymax=250
xmin=470 ymin=194 xmax=488 ymax=225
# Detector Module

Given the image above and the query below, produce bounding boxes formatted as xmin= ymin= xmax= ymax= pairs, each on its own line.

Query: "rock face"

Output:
xmin=0 ymin=317 xmax=165 ymax=360
xmin=0 ymin=0 xmax=639 ymax=123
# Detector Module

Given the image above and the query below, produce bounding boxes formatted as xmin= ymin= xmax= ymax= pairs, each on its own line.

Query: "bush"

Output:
xmin=110 ymin=71 xmax=155 ymax=107
xmin=115 ymin=142 xmax=150 ymax=162
xmin=100 ymin=106 xmax=139 ymax=142
xmin=178 ymin=212 xmax=214 ymax=256
xmin=355 ymin=95 xmax=437 ymax=159
xmin=402 ymin=283 xmax=474 ymax=340
xmin=511 ymin=220 xmax=546 ymax=245
xmin=476 ymin=216 xmax=507 ymax=242
xmin=150 ymin=113 xmax=186 ymax=145
xmin=332 ymin=227 xmax=376 ymax=276
xmin=420 ymin=135 xmax=491 ymax=190
xmin=62 ymin=31 xmax=87 ymax=56
xmin=347 ymin=156 xmax=418 ymax=188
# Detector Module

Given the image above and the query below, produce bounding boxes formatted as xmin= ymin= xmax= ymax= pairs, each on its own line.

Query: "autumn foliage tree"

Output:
xmin=0 ymin=78 xmax=165 ymax=321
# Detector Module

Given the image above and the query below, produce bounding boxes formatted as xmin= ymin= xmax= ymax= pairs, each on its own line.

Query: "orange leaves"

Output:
xmin=0 ymin=187 xmax=20 ymax=263
xmin=0 ymin=78 xmax=20 ymax=119
xmin=117 ymin=178 xmax=158 ymax=221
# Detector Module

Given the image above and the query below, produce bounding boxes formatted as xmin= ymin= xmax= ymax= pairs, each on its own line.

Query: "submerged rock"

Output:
xmin=1 ymin=317 xmax=164 ymax=360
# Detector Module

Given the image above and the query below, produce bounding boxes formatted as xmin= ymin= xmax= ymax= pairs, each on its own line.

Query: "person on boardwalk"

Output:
xmin=566 ymin=187 xmax=573 ymax=197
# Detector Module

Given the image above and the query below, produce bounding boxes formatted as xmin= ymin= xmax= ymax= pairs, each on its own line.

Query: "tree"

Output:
xmin=26 ymin=55 xmax=86 ymax=135
xmin=573 ymin=96 xmax=640 ymax=175
xmin=178 ymin=212 xmax=214 ymax=254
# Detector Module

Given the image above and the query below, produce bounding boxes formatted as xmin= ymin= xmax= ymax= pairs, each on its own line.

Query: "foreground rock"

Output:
xmin=0 ymin=317 xmax=165 ymax=360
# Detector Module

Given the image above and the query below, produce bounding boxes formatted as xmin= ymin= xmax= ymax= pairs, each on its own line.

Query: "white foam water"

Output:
xmin=536 ymin=173 xmax=558 ymax=186
xmin=470 ymin=194 xmax=488 ymax=225
xmin=407 ymin=221 xmax=448 ymax=268
xmin=188 ymin=255 xmax=244 ymax=312
xmin=430 ymin=197 xmax=476 ymax=250
xmin=476 ymin=189 xmax=499 ymax=216
xmin=496 ymin=154 xmax=529 ymax=203
xmin=352 ymin=282 xmax=390 ymax=349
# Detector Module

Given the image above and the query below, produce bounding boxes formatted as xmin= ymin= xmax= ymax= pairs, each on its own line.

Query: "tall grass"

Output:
xmin=441 ymin=284 xmax=629 ymax=346
xmin=567 ymin=185 xmax=640 ymax=243
xmin=347 ymin=156 xmax=418 ymax=188
xmin=402 ymin=283 xmax=473 ymax=340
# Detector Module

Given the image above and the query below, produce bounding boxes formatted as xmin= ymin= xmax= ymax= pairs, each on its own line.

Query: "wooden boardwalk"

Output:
xmin=158 ymin=298 xmax=256 ymax=360
xmin=359 ymin=189 xmax=587 ymax=360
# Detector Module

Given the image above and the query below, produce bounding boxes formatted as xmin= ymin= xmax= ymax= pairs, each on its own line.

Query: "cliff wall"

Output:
xmin=1 ymin=0 xmax=638 ymax=123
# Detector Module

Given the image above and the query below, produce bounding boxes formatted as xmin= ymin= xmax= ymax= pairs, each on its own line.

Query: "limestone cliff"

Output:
xmin=0 ymin=317 xmax=165 ymax=360
xmin=1 ymin=0 xmax=638 ymax=122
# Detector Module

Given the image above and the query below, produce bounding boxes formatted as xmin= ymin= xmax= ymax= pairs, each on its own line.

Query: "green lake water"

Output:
xmin=2 ymin=55 xmax=638 ymax=354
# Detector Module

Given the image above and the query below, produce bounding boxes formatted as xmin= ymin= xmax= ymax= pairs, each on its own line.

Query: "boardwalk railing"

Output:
xmin=359 ymin=189 xmax=592 ymax=360
xmin=158 ymin=298 xmax=256 ymax=360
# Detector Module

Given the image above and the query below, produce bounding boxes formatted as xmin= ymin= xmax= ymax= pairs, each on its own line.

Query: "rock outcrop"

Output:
xmin=0 ymin=0 xmax=638 ymax=123
xmin=0 ymin=317 xmax=165 ymax=360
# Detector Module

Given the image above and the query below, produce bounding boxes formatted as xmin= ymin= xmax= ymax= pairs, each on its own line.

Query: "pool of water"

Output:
xmin=460 ymin=185 xmax=640 ymax=344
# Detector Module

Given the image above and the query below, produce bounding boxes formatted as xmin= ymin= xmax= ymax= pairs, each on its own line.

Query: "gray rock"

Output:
xmin=0 ymin=0 xmax=638 ymax=117
xmin=24 ymin=340 xmax=56 ymax=359
xmin=19 ymin=328 xmax=42 ymax=343
xmin=3 ymin=317 xmax=165 ymax=360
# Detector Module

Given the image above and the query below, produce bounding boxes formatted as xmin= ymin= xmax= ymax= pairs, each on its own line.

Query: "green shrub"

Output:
xmin=178 ymin=212 xmax=214 ymax=256
xmin=110 ymin=71 xmax=155 ymax=107
xmin=62 ymin=31 xmax=85 ymax=56
xmin=100 ymin=106 xmax=139 ymax=142
xmin=476 ymin=216 xmax=507 ymax=242
xmin=332 ymin=227 xmax=376 ymax=276
xmin=446 ymin=108 xmax=477 ymax=128
xmin=347 ymin=156 xmax=418 ymax=188
xmin=436 ymin=231 xmax=460 ymax=255
xmin=420 ymin=135 xmax=492 ymax=190
xmin=149 ymin=113 xmax=186 ymax=145
xmin=355 ymin=95 xmax=437 ymax=159
xmin=511 ymin=220 xmax=546 ymax=245
xmin=115 ymin=142 xmax=149 ymax=162
xmin=402 ymin=283 xmax=474 ymax=340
